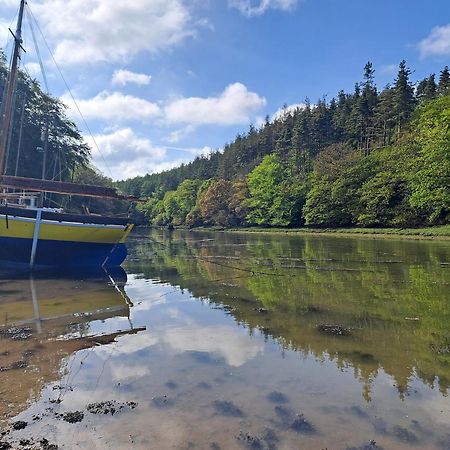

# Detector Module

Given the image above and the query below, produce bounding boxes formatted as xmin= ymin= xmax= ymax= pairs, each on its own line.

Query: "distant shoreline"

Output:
xmin=163 ymin=225 xmax=450 ymax=241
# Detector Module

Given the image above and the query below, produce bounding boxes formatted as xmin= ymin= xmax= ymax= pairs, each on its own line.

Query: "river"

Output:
xmin=0 ymin=229 xmax=449 ymax=449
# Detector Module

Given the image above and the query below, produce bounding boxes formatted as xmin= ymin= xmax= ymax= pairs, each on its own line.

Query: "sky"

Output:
xmin=0 ymin=0 xmax=449 ymax=180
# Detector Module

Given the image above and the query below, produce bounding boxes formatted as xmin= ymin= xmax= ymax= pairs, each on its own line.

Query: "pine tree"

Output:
xmin=438 ymin=66 xmax=450 ymax=96
xmin=393 ymin=60 xmax=415 ymax=136
xmin=424 ymin=74 xmax=437 ymax=100
xmin=416 ymin=78 xmax=428 ymax=101
xmin=360 ymin=62 xmax=378 ymax=154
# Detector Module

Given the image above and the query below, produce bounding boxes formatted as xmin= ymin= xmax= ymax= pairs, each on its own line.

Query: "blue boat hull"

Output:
xmin=0 ymin=236 xmax=127 ymax=269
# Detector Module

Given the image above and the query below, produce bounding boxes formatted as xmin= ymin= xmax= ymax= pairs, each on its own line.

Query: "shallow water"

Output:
xmin=1 ymin=229 xmax=450 ymax=449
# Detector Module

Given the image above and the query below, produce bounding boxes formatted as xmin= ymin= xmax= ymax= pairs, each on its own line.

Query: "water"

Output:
xmin=0 ymin=229 xmax=449 ymax=449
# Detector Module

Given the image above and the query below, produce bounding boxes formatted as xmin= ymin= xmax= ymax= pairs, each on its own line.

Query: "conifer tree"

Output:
xmin=424 ymin=74 xmax=437 ymax=100
xmin=393 ymin=60 xmax=415 ymax=136
xmin=438 ymin=66 xmax=450 ymax=96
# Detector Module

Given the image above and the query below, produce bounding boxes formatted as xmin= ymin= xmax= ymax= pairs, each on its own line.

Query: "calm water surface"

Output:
xmin=0 ymin=229 xmax=449 ymax=449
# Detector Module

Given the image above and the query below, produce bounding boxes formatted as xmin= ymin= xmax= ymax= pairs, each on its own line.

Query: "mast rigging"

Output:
xmin=0 ymin=0 xmax=26 ymax=175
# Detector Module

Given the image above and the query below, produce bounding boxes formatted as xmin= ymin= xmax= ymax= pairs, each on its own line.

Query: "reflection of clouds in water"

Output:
xmin=97 ymin=324 xmax=262 ymax=368
xmin=162 ymin=325 xmax=263 ymax=367
xmin=98 ymin=332 xmax=159 ymax=357
xmin=111 ymin=362 xmax=151 ymax=381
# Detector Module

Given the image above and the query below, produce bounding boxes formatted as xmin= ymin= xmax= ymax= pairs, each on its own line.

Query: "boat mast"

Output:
xmin=0 ymin=0 xmax=26 ymax=175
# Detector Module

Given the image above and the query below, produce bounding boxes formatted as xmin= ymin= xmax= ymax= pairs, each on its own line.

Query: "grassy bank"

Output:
xmin=216 ymin=225 xmax=450 ymax=240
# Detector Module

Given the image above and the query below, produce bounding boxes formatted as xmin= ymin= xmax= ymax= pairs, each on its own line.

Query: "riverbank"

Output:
xmin=188 ymin=225 xmax=450 ymax=240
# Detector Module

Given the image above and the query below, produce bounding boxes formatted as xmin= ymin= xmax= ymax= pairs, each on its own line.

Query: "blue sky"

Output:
xmin=1 ymin=0 xmax=449 ymax=180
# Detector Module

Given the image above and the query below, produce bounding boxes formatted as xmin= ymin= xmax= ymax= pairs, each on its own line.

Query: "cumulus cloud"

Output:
xmin=61 ymin=91 xmax=161 ymax=122
xmin=112 ymin=69 xmax=152 ymax=86
xmin=85 ymin=128 xmax=166 ymax=179
xmin=23 ymin=62 xmax=42 ymax=78
xmin=418 ymin=23 xmax=450 ymax=58
xmin=30 ymin=0 xmax=196 ymax=65
xmin=229 ymin=0 xmax=298 ymax=16
xmin=85 ymin=128 xmax=213 ymax=179
xmin=165 ymin=82 xmax=266 ymax=126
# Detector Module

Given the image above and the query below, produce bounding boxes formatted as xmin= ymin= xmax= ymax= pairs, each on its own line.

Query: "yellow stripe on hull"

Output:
xmin=0 ymin=215 xmax=132 ymax=244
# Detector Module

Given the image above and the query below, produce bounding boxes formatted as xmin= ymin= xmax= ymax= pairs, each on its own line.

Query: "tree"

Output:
xmin=360 ymin=62 xmax=378 ymax=153
xmin=408 ymin=96 xmax=450 ymax=223
xmin=393 ymin=60 xmax=416 ymax=135
xmin=198 ymin=179 xmax=249 ymax=227
xmin=438 ymin=66 xmax=450 ymax=96
xmin=246 ymin=154 xmax=304 ymax=226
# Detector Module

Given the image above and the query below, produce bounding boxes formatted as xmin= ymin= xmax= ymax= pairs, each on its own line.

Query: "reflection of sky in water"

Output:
xmin=4 ymin=233 xmax=450 ymax=450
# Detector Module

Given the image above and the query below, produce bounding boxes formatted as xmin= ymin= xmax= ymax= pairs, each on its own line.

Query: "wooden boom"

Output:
xmin=0 ymin=175 xmax=141 ymax=201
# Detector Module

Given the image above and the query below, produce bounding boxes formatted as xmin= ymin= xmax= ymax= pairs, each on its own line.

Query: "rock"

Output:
xmin=40 ymin=438 xmax=58 ymax=450
xmin=61 ymin=411 xmax=84 ymax=423
xmin=317 ymin=324 xmax=352 ymax=336
xmin=267 ymin=392 xmax=288 ymax=404
xmin=11 ymin=421 xmax=27 ymax=430
xmin=151 ymin=395 xmax=175 ymax=408
xmin=213 ymin=400 xmax=244 ymax=417
xmin=87 ymin=400 xmax=137 ymax=415
xmin=235 ymin=428 xmax=278 ymax=450
xmin=347 ymin=441 xmax=383 ymax=450
xmin=392 ymin=426 xmax=418 ymax=443
xmin=0 ymin=442 xmax=11 ymax=450
xmin=0 ymin=327 xmax=33 ymax=341
xmin=290 ymin=414 xmax=316 ymax=434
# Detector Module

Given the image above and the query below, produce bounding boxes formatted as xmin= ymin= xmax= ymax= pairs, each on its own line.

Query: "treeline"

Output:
xmin=122 ymin=61 xmax=450 ymax=228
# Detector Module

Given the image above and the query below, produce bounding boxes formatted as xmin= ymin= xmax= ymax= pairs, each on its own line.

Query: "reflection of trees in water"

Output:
xmin=128 ymin=229 xmax=450 ymax=401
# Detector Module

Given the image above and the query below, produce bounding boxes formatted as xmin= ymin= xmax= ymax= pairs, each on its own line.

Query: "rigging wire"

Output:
xmin=25 ymin=4 xmax=114 ymax=179
xmin=25 ymin=7 xmax=49 ymax=92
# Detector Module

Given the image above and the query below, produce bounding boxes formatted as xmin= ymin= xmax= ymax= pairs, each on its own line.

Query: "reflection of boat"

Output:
xmin=0 ymin=268 xmax=144 ymax=422
xmin=0 ymin=0 xmax=137 ymax=269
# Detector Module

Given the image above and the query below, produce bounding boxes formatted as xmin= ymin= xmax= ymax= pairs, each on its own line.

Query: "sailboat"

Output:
xmin=0 ymin=0 xmax=137 ymax=269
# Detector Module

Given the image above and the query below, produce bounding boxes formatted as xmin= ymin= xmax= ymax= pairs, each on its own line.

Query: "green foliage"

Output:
xmin=246 ymin=154 xmax=306 ymax=226
xmin=408 ymin=96 xmax=450 ymax=223
xmin=199 ymin=179 xmax=247 ymax=227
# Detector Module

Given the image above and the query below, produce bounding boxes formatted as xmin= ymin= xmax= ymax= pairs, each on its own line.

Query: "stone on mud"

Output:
xmin=290 ymin=414 xmax=316 ymax=434
xmin=11 ymin=421 xmax=27 ymax=430
xmin=213 ymin=400 xmax=244 ymax=417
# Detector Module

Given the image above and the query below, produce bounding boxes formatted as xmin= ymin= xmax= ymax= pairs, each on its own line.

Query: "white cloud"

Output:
xmin=85 ymin=128 xmax=166 ymax=179
xmin=165 ymin=125 xmax=196 ymax=143
xmin=85 ymin=128 xmax=213 ymax=179
xmin=271 ymin=102 xmax=306 ymax=121
xmin=229 ymin=0 xmax=298 ymax=16
xmin=379 ymin=64 xmax=398 ymax=76
xmin=61 ymin=91 xmax=161 ymax=123
xmin=30 ymin=0 xmax=196 ymax=65
xmin=418 ymin=23 xmax=450 ymax=57
xmin=23 ymin=62 xmax=41 ymax=78
xmin=162 ymin=325 xmax=263 ymax=367
xmin=112 ymin=69 xmax=152 ymax=86
xmin=165 ymin=82 xmax=266 ymax=126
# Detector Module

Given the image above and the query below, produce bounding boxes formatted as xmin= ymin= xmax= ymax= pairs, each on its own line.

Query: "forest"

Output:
xmin=119 ymin=61 xmax=450 ymax=229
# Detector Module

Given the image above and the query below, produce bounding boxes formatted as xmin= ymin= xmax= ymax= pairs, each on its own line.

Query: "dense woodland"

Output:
xmin=119 ymin=61 xmax=450 ymax=228
xmin=0 ymin=53 xmax=126 ymax=215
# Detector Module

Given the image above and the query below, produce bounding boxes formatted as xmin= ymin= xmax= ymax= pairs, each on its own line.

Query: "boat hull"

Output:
xmin=0 ymin=211 xmax=132 ymax=269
